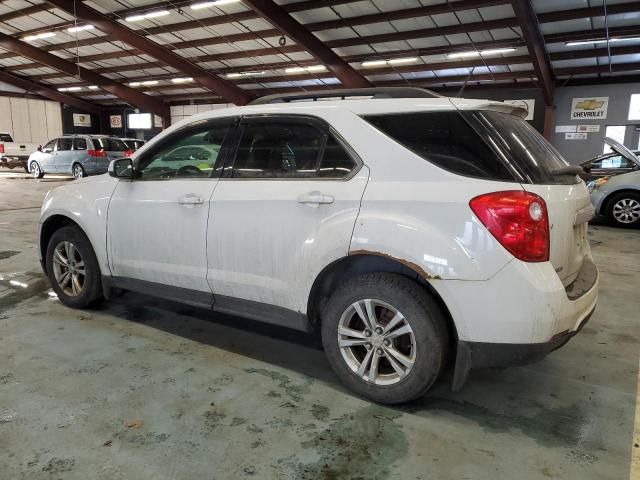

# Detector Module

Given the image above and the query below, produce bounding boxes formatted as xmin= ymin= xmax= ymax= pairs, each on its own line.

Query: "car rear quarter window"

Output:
xmin=92 ymin=138 xmax=127 ymax=151
xmin=363 ymin=111 xmax=515 ymax=182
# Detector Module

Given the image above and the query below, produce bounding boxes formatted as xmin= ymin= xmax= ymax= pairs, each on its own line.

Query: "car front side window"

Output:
xmin=42 ymin=140 xmax=56 ymax=154
xmin=138 ymin=123 xmax=231 ymax=181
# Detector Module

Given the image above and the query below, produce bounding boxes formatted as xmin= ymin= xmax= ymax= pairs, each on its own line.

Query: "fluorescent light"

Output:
xmin=285 ymin=65 xmax=326 ymax=74
xmin=126 ymin=10 xmax=170 ymax=22
xmin=480 ymin=48 xmax=516 ymax=55
xmin=447 ymin=50 xmax=481 ymax=59
xmin=191 ymin=0 xmax=240 ymax=8
xmin=58 ymin=86 xmax=82 ymax=92
xmin=88 ymin=85 xmax=99 ymax=90
xmin=388 ymin=57 xmax=418 ymax=65
xmin=362 ymin=57 xmax=418 ymax=67
xmin=129 ymin=82 xmax=141 ymax=87
xmin=565 ymin=37 xmax=640 ymax=46
xmin=23 ymin=31 xmax=56 ymax=42
xmin=447 ymin=47 xmax=516 ymax=59
xmin=226 ymin=71 xmax=265 ymax=78
xmin=171 ymin=77 xmax=194 ymax=84
xmin=361 ymin=60 xmax=388 ymax=67
xmin=67 ymin=24 xmax=94 ymax=33
xmin=142 ymin=80 xmax=158 ymax=86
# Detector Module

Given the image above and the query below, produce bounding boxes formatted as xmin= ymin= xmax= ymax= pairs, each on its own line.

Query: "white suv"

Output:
xmin=38 ymin=88 xmax=598 ymax=404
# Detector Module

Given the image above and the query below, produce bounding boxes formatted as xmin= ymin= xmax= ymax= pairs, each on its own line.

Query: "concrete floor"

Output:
xmin=1 ymin=169 xmax=639 ymax=480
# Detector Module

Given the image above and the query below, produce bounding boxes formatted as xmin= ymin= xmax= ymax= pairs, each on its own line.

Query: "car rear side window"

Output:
xmin=364 ymin=111 xmax=515 ymax=181
xmin=57 ymin=138 xmax=73 ymax=151
xmin=318 ymin=134 xmax=357 ymax=178
xmin=0 ymin=134 xmax=12 ymax=142
xmin=73 ymin=138 xmax=87 ymax=150
xmin=92 ymin=138 xmax=127 ymax=151
xmin=232 ymin=122 xmax=323 ymax=178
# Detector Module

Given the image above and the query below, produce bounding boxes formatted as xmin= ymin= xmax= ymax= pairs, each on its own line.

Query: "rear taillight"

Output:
xmin=469 ymin=190 xmax=549 ymax=262
xmin=87 ymin=149 xmax=107 ymax=157
xmin=124 ymin=149 xmax=133 ymax=157
xmin=0 ymin=144 xmax=4 ymax=154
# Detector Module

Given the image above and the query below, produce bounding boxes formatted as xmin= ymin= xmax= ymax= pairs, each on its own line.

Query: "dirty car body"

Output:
xmin=37 ymin=91 xmax=599 ymax=403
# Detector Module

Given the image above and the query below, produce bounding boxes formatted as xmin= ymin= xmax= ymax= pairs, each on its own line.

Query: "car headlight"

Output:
xmin=587 ymin=176 xmax=610 ymax=193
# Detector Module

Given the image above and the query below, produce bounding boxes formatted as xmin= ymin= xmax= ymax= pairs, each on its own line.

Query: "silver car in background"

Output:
xmin=587 ymin=137 xmax=640 ymax=228
xmin=28 ymin=135 xmax=131 ymax=180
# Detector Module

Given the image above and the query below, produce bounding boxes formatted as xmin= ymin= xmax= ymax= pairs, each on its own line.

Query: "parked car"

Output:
xmin=37 ymin=88 xmax=599 ymax=404
xmin=0 ymin=132 xmax=40 ymax=171
xmin=28 ymin=135 xmax=131 ymax=180
xmin=120 ymin=137 xmax=146 ymax=151
xmin=581 ymin=147 xmax=639 ymax=180
xmin=587 ymin=137 xmax=640 ymax=228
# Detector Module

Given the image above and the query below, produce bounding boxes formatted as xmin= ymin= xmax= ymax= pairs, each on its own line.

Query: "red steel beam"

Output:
xmin=44 ymin=0 xmax=254 ymax=106
xmin=0 ymin=32 xmax=168 ymax=118
xmin=0 ymin=69 xmax=101 ymax=114
xmin=242 ymin=0 xmax=371 ymax=88
xmin=510 ymin=0 xmax=554 ymax=107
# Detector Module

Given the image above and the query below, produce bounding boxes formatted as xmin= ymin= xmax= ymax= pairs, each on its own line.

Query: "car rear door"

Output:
xmin=107 ymin=119 xmax=234 ymax=296
xmin=206 ymin=115 xmax=368 ymax=315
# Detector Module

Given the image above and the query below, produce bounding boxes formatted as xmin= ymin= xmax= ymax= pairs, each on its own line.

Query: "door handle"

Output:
xmin=297 ymin=191 xmax=334 ymax=205
xmin=178 ymin=193 xmax=205 ymax=205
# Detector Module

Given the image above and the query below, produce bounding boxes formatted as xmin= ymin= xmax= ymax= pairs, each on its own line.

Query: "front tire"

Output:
xmin=321 ymin=273 xmax=449 ymax=404
xmin=72 ymin=163 xmax=85 ymax=180
xmin=46 ymin=226 xmax=103 ymax=308
xmin=30 ymin=161 xmax=44 ymax=179
xmin=606 ymin=191 xmax=640 ymax=228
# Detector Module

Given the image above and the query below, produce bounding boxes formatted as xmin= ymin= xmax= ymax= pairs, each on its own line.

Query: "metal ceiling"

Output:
xmin=0 ymin=0 xmax=637 ymax=114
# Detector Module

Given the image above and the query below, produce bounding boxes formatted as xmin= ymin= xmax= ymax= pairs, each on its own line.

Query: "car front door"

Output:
xmin=107 ymin=119 xmax=235 ymax=297
xmin=207 ymin=115 xmax=368 ymax=316
xmin=54 ymin=137 xmax=74 ymax=173
xmin=38 ymin=139 xmax=57 ymax=171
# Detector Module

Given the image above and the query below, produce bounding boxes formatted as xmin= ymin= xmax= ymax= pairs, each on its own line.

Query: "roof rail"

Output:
xmin=248 ymin=87 xmax=442 ymax=105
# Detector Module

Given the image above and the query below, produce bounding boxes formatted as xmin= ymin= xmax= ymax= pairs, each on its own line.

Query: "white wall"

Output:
xmin=0 ymin=96 xmax=62 ymax=144
xmin=170 ymin=103 xmax=233 ymax=126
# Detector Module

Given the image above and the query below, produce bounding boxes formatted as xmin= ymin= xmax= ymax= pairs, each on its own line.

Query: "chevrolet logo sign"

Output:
xmin=575 ymin=99 xmax=605 ymax=110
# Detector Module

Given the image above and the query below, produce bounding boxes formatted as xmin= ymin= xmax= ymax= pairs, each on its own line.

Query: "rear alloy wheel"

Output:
xmin=72 ymin=163 xmax=85 ymax=180
xmin=606 ymin=192 xmax=640 ymax=228
xmin=322 ymin=273 xmax=448 ymax=404
xmin=30 ymin=161 xmax=44 ymax=179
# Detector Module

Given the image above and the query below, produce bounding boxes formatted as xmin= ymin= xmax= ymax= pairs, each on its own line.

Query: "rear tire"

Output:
xmin=321 ymin=273 xmax=449 ymax=404
xmin=46 ymin=226 xmax=103 ymax=308
xmin=606 ymin=191 xmax=640 ymax=228
xmin=30 ymin=161 xmax=44 ymax=179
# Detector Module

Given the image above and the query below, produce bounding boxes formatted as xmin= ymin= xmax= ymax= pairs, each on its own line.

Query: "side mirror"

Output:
xmin=37 ymin=145 xmax=42 ymax=151
xmin=108 ymin=158 xmax=133 ymax=179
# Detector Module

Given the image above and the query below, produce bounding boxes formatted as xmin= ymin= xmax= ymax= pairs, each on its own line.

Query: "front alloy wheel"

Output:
xmin=612 ymin=198 xmax=640 ymax=224
xmin=52 ymin=241 xmax=86 ymax=296
xmin=30 ymin=161 xmax=43 ymax=179
xmin=338 ymin=299 xmax=415 ymax=385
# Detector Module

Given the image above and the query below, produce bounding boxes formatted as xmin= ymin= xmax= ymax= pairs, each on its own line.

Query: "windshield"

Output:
xmin=92 ymin=138 xmax=127 ymax=151
xmin=463 ymin=110 xmax=578 ymax=185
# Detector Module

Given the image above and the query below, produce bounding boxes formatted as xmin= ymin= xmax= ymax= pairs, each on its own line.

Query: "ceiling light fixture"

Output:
xmin=125 ymin=10 xmax=170 ymax=22
xmin=447 ymin=47 xmax=516 ymax=59
xmin=67 ymin=24 xmax=94 ymax=33
xmin=361 ymin=57 xmax=418 ymax=67
xmin=58 ymin=86 xmax=82 ymax=92
xmin=23 ymin=31 xmax=56 ymax=42
xmin=226 ymin=71 xmax=265 ymax=78
xmin=142 ymin=80 xmax=158 ymax=86
xmin=285 ymin=65 xmax=327 ymax=74
xmin=171 ymin=77 xmax=194 ymax=83
xmin=565 ymin=37 xmax=640 ymax=47
xmin=191 ymin=0 xmax=241 ymax=9
xmin=88 ymin=85 xmax=99 ymax=90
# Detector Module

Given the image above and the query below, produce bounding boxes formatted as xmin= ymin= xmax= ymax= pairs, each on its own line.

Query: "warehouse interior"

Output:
xmin=0 ymin=0 xmax=639 ymax=478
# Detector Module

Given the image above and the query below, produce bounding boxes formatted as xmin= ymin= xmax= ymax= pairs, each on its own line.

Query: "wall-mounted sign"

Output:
xmin=555 ymin=125 xmax=577 ymax=133
xmin=73 ymin=113 xmax=91 ymax=127
xmin=577 ymin=124 xmax=600 ymax=133
xmin=570 ymin=97 xmax=608 ymax=120
xmin=154 ymin=115 xmax=163 ymax=128
xmin=504 ymin=99 xmax=535 ymax=121
xmin=110 ymin=115 xmax=122 ymax=128
xmin=565 ymin=132 xmax=588 ymax=140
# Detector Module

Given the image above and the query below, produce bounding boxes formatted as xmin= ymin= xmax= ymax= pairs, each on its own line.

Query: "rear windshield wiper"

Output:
xmin=550 ymin=165 xmax=589 ymax=180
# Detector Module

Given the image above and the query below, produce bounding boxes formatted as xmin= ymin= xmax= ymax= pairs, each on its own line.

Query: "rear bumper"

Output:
xmin=452 ymin=306 xmax=595 ymax=390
